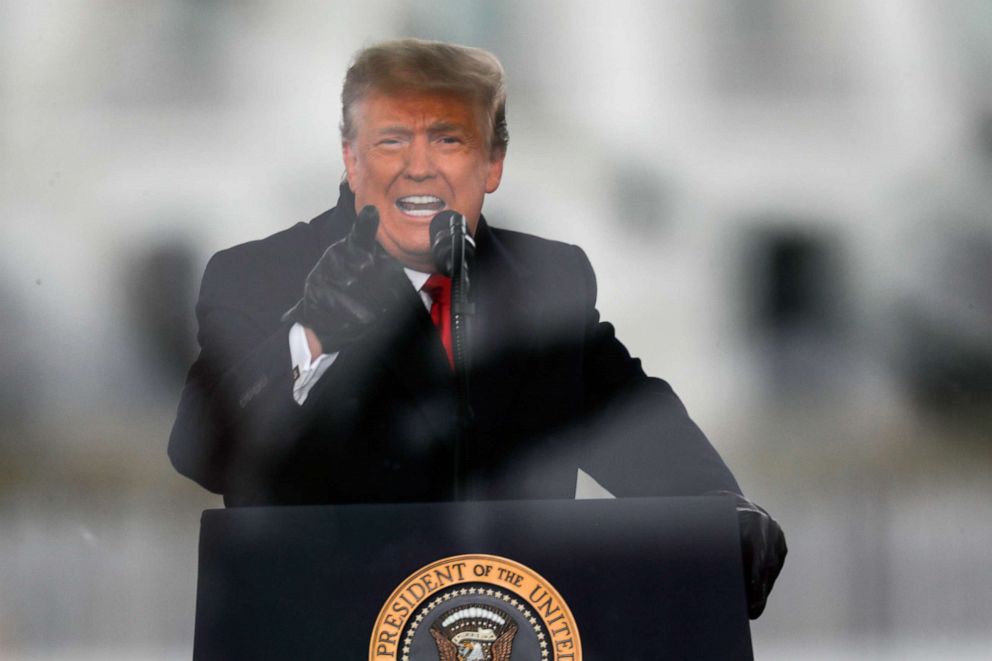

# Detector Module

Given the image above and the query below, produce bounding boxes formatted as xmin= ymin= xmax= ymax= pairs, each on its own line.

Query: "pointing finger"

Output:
xmin=350 ymin=205 xmax=380 ymax=252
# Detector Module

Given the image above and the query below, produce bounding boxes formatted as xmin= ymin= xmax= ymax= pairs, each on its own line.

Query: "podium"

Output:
xmin=194 ymin=497 xmax=752 ymax=659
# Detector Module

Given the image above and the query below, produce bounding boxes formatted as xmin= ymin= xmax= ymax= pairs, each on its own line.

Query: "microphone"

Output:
xmin=429 ymin=210 xmax=474 ymax=277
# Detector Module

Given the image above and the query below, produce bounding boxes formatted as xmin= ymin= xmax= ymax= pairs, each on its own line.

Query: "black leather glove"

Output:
xmin=284 ymin=205 xmax=409 ymax=354
xmin=709 ymin=490 xmax=787 ymax=619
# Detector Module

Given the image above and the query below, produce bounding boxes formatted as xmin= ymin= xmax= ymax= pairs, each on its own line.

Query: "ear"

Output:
xmin=342 ymin=141 xmax=358 ymax=188
xmin=485 ymin=149 xmax=505 ymax=193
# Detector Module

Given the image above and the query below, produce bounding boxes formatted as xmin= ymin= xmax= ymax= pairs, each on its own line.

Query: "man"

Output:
xmin=168 ymin=39 xmax=785 ymax=618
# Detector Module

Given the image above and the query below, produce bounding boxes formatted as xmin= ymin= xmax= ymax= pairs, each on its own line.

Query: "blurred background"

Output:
xmin=2 ymin=0 xmax=990 ymax=658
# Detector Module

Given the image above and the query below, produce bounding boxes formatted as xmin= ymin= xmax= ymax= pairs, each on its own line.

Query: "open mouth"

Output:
xmin=395 ymin=195 xmax=445 ymax=217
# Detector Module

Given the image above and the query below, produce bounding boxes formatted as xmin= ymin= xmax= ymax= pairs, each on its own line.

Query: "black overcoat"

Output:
xmin=168 ymin=184 xmax=740 ymax=506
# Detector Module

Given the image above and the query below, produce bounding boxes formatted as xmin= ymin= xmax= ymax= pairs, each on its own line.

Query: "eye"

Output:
xmin=438 ymin=135 xmax=462 ymax=145
xmin=374 ymin=134 xmax=409 ymax=149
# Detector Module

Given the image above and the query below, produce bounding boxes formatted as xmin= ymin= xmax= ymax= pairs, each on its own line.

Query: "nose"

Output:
xmin=404 ymin=137 xmax=436 ymax=182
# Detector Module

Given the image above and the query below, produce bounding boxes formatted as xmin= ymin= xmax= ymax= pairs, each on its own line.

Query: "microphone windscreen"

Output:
xmin=430 ymin=210 xmax=462 ymax=276
xmin=430 ymin=210 xmax=459 ymax=244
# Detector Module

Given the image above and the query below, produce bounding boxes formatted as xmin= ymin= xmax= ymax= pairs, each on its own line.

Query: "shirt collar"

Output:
xmin=404 ymin=267 xmax=431 ymax=291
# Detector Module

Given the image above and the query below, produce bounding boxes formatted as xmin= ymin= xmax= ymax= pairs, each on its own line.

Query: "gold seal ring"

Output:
xmin=370 ymin=553 xmax=581 ymax=660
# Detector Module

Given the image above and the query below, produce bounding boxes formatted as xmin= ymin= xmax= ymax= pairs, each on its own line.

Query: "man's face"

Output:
xmin=342 ymin=91 xmax=505 ymax=272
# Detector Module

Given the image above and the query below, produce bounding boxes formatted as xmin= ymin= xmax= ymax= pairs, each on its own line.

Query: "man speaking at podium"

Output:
xmin=168 ymin=39 xmax=786 ymax=618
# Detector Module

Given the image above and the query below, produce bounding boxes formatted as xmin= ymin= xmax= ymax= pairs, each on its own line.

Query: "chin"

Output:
xmin=381 ymin=238 xmax=433 ymax=270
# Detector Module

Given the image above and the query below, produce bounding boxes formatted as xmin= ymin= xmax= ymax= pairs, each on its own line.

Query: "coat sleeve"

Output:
xmin=570 ymin=245 xmax=743 ymax=497
xmin=167 ymin=249 xmax=304 ymax=499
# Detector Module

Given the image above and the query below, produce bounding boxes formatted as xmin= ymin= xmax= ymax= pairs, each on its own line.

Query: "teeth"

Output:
xmin=396 ymin=195 xmax=445 ymax=217
xmin=400 ymin=208 xmax=436 ymax=217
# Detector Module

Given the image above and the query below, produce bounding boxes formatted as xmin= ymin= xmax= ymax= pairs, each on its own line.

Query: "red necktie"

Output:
xmin=423 ymin=274 xmax=453 ymax=368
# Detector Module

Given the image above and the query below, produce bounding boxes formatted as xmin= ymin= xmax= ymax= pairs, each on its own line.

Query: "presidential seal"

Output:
xmin=369 ymin=554 xmax=581 ymax=661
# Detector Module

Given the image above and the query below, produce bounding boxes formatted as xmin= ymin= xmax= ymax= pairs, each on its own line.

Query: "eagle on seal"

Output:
xmin=429 ymin=620 xmax=518 ymax=661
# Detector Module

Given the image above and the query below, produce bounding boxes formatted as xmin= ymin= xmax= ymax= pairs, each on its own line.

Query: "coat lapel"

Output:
xmin=378 ymin=289 xmax=458 ymax=442
xmin=468 ymin=219 xmax=543 ymax=431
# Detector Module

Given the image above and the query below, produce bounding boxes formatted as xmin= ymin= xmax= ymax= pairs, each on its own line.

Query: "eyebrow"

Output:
xmin=428 ymin=121 xmax=466 ymax=134
xmin=375 ymin=125 xmax=414 ymax=137
xmin=374 ymin=121 xmax=468 ymax=136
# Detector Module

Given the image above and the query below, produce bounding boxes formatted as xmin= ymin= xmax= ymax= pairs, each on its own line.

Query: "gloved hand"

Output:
xmin=709 ymin=490 xmax=787 ymax=619
xmin=283 ymin=205 xmax=409 ymax=354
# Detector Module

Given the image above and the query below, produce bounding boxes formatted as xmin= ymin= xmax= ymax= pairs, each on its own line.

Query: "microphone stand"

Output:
xmin=431 ymin=212 xmax=475 ymax=501
xmin=450 ymin=223 xmax=474 ymax=501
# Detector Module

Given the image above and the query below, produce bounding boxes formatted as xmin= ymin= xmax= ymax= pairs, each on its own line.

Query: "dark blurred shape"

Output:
xmin=0 ymin=282 xmax=37 ymax=434
xmin=976 ymin=110 xmax=992 ymax=161
xmin=897 ymin=230 xmax=992 ymax=421
xmin=742 ymin=221 xmax=849 ymax=396
xmin=758 ymin=232 xmax=839 ymax=332
xmin=126 ymin=240 xmax=198 ymax=390
xmin=611 ymin=161 xmax=672 ymax=235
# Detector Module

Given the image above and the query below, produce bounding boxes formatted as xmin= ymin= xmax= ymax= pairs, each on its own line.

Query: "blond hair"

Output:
xmin=341 ymin=38 xmax=508 ymax=156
